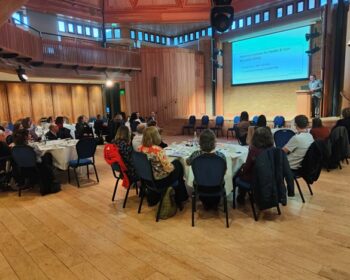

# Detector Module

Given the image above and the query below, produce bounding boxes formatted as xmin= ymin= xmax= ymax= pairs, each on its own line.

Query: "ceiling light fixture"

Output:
xmin=16 ymin=66 xmax=28 ymax=82
xmin=105 ymin=79 xmax=114 ymax=87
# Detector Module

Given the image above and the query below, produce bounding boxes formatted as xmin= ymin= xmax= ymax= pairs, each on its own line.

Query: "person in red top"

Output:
xmin=234 ymin=127 xmax=274 ymax=204
xmin=310 ymin=118 xmax=330 ymax=141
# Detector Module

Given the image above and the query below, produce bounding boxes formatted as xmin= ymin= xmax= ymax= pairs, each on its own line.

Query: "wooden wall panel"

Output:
xmin=129 ymin=47 xmax=205 ymax=125
xmin=30 ymin=83 xmax=54 ymax=123
xmin=342 ymin=9 xmax=350 ymax=109
xmin=71 ymin=85 xmax=89 ymax=122
xmin=51 ymin=84 xmax=74 ymax=123
xmin=6 ymin=83 xmax=32 ymax=122
xmin=0 ymin=84 xmax=9 ymax=123
xmin=88 ymin=85 xmax=103 ymax=117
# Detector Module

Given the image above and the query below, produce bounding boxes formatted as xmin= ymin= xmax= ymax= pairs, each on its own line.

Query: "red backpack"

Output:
xmin=103 ymin=144 xmax=130 ymax=188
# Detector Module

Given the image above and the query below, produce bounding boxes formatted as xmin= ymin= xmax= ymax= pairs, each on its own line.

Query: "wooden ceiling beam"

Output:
xmin=0 ymin=0 xmax=28 ymax=27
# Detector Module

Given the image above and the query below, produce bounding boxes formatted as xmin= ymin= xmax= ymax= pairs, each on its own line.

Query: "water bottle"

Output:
xmin=193 ymin=131 xmax=198 ymax=147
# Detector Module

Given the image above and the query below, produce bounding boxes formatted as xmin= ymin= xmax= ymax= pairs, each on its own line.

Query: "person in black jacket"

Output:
xmin=45 ymin=124 xmax=59 ymax=140
xmin=75 ymin=115 xmax=93 ymax=139
xmin=333 ymin=107 xmax=350 ymax=140
xmin=94 ymin=114 xmax=104 ymax=137
xmin=55 ymin=117 xmax=72 ymax=139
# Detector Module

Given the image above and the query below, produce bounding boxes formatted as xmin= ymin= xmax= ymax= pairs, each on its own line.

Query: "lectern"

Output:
xmin=296 ymin=90 xmax=312 ymax=119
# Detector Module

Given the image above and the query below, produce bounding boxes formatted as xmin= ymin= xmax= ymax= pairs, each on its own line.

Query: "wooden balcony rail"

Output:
xmin=0 ymin=22 xmax=141 ymax=70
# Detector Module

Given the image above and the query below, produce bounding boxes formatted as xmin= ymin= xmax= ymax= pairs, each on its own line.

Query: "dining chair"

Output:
xmin=67 ymin=137 xmax=99 ymax=187
xmin=191 ymin=153 xmax=229 ymax=227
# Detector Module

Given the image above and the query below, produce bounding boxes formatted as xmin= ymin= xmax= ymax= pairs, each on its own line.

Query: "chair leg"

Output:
xmin=338 ymin=162 xmax=342 ymax=170
xmin=192 ymin=191 xmax=196 ymax=227
xmin=86 ymin=165 xmax=89 ymax=179
xmin=224 ymin=195 xmax=229 ymax=228
xmin=307 ymin=183 xmax=313 ymax=196
xmin=276 ymin=204 xmax=281 ymax=215
xmin=73 ymin=168 xmax=80 ymax=188
xmin=93 ymin=164 xmax=99 ymax=182
xmin=294 ymin=178 xmax=305 ymax=203
xmin=232 ymin=186 xmax=236 ymax=209
xmin=156 ymin=191 xmax=166 ymax=222
xmin=346 ymin=158 xmax=349 ymax=165
xmin=112 ymin=178 xmax=119 ymax=201
xmin=135 ymin=183 xmax=139 ymax=195
xmin=138 ymin=186 xmax=145 ymax=213
xmin=123 ymin=184 xmax=131 ymax=208
xmin=248 ymin=191 xmax=258 ymax=221
xmin=67 ymin=167 xmax=71 ymax=183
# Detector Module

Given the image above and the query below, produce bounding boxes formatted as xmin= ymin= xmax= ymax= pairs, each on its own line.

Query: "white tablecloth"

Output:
xmin=165 ymin=142 xmax=248 ymax=195
xmin=32 ymin=139 xmax=79 ymax=170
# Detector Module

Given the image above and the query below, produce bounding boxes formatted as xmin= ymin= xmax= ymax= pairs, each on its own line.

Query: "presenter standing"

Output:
xmin=308 ymin=74 xmax=323 ymax=118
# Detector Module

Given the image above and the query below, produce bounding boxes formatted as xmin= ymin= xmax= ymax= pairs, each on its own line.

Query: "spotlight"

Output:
xmin=105 ymin=79 xmax=114 ymax=87
xmin=305 ymin=45 xmax=321 ymax=56
xmin=16 ymin=66 xmax=28 ymax=82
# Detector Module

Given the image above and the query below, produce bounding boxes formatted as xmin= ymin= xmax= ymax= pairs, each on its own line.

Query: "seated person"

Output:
xmin=132 ymin=123 xmax=146 ymax=151
xmin=247 ymin=115 xmax=268 ymax=145
xmin=55 ymin=117 xmax=72 ymax=139
xmin=333 ymin=107 xmax=350 ymax=140
xmin=13 ymin=120 xmax=24 ymax=133
xmin=235 ymin=127 xmax=274 ymax=204
xmin=129 ymin=112 xmax=142 ymax=132
xmin=310 ymin=118 xmax=330 ymax=141
xmin=0 ymin=129 xmax=11 ymax=190
xmin=75 ymin=115 xmax=93 ymax=139
xmin=0 ymin=129 xmax=11 ymax=164
xmin=12 ymin=129 xmax=59 ymax=195
xmin=147 ymin=120 xmax=167 ymax=148
xmin=234 ymin=111 xmax=250 ymax=145
xmin=107 ymin=114 xmax=123 ymax=142
xmin=22 ymin=117 xmax=39 ymax=141
xmin=186 ymin=129 xmax=226 ymax=210
xmin=0 ymin=121 xmax=12 ymax=136
xmin=139 ymin=126 xmax=188 ymax=208
xmin=45 ymin=124 xmax=59 ymax=140
xmin=283 ymin=115 xmax=314 ymax=171
xmin=114 ymin=126 xmax=138 ymax=182
xmin=147 ymin=111 xmax=157 ymax=123
xmin=94 ymin=114 xmax=104 ymax=137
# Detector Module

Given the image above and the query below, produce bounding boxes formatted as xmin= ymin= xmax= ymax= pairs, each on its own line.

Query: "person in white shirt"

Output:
xmin=132 ymin=123 xmax=146 ymax=151
xmin=283 ymin=115 xmax=314 ymax=170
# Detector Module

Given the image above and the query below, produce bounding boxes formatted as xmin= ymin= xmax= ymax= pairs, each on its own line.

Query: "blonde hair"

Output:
xmin=115 ymin=126 xmax=130 ymax=142
xmin=142 ymin=126 xmax=161 ymax=147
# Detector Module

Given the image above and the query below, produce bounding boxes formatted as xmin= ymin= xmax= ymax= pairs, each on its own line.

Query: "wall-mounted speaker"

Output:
xmin=211 ymin=0 xmax=234 ymax=33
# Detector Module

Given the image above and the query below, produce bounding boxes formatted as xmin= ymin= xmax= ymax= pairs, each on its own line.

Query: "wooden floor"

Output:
xmin=1 ymin=135 xmax=350 ymax=280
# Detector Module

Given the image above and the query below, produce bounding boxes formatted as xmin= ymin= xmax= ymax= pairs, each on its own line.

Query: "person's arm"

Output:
xmin=240 ymin=148 xmax=255 ymax=177
xmin=186 ymin=151 xmax=200 ymax=165
xmin=283 ymin=136 xmax=297 ymax=154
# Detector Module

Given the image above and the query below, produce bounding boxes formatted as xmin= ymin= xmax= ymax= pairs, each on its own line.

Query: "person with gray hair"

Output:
xmin=186 ymin=129 xmax=226 ymax=210
xmin=132 ymin=123 xmax=147 ymax=151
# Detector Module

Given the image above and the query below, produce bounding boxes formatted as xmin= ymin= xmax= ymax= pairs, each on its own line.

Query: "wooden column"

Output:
xmin=342 ymin=8 xmax=350 ymax=109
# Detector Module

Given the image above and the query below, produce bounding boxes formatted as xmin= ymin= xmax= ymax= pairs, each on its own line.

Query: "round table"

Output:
xmin=32 ymin=139 xmax=79 ymax=170
xmin=165 ymin=142 xmax=249 ymax=195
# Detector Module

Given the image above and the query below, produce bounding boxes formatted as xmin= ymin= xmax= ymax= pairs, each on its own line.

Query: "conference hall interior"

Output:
xmin=0 ymin=0 xmax=350 ymax=279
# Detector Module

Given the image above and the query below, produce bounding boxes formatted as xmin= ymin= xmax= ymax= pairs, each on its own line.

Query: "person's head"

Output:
xmin=55 ymin=116 xmax=64 ymax=126
xmin=114 ymin=114 xmax=123 ymax=121
xmin=150 ymin=111 xmax=156 ymax=118
xmin=77 ymin=115 xmax=84 ymax=124
xmin=13 ymin=129 xmax=29 ymax=145
xmin=199 ymin=129 xmax=216 ymax=152
xmin=341 ymin=107 xmax=350 ymax=119
xmin=47 ymin=116 xmax=53 ymax=123
xmin=13 ymin=120 xmax=24 ymax=132
xmin=115 ymin=126 xmax=130 ymax=142
xmin=147 ymin=120 xmax=157 ymax=127
xmin=294 ymin=115 xmax=309 ymax=130
xmin=22 ymin=117 xmax=32 ymax=129
xmin=142 ymin=126 xmax=161 ymax=147
xmin=309 ymin=74 xmax=316 ymax=82
xmin=312 ymin=118 xmax=323 ymax=128
xmin=96 ymin=114 xmax=102 ymax=120
xmin=240 ymin=111 xmax=249 ymax=122
xmin=49 ymin=124 xmax=59 ymax=134
xmin=252 ymin=127 xmax=274 ymax=149
xmin=136 ymin=112 xmax=140 ymax=118
xmin=130 ymin=112 xmax=137 ymax=121
xmin=120 ymin=112 xmax=127 ymax=121
xmin=257 ymin=115 xmax=267 ymax=127
xmin=0 ymin=130 xmax=5 ymax=142
xmin=136 ymin=123 xmax=146 ymax=135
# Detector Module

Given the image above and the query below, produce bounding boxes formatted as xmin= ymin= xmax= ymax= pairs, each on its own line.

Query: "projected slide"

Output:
xmin=232 ymin=26 xmax=310 ymax=85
